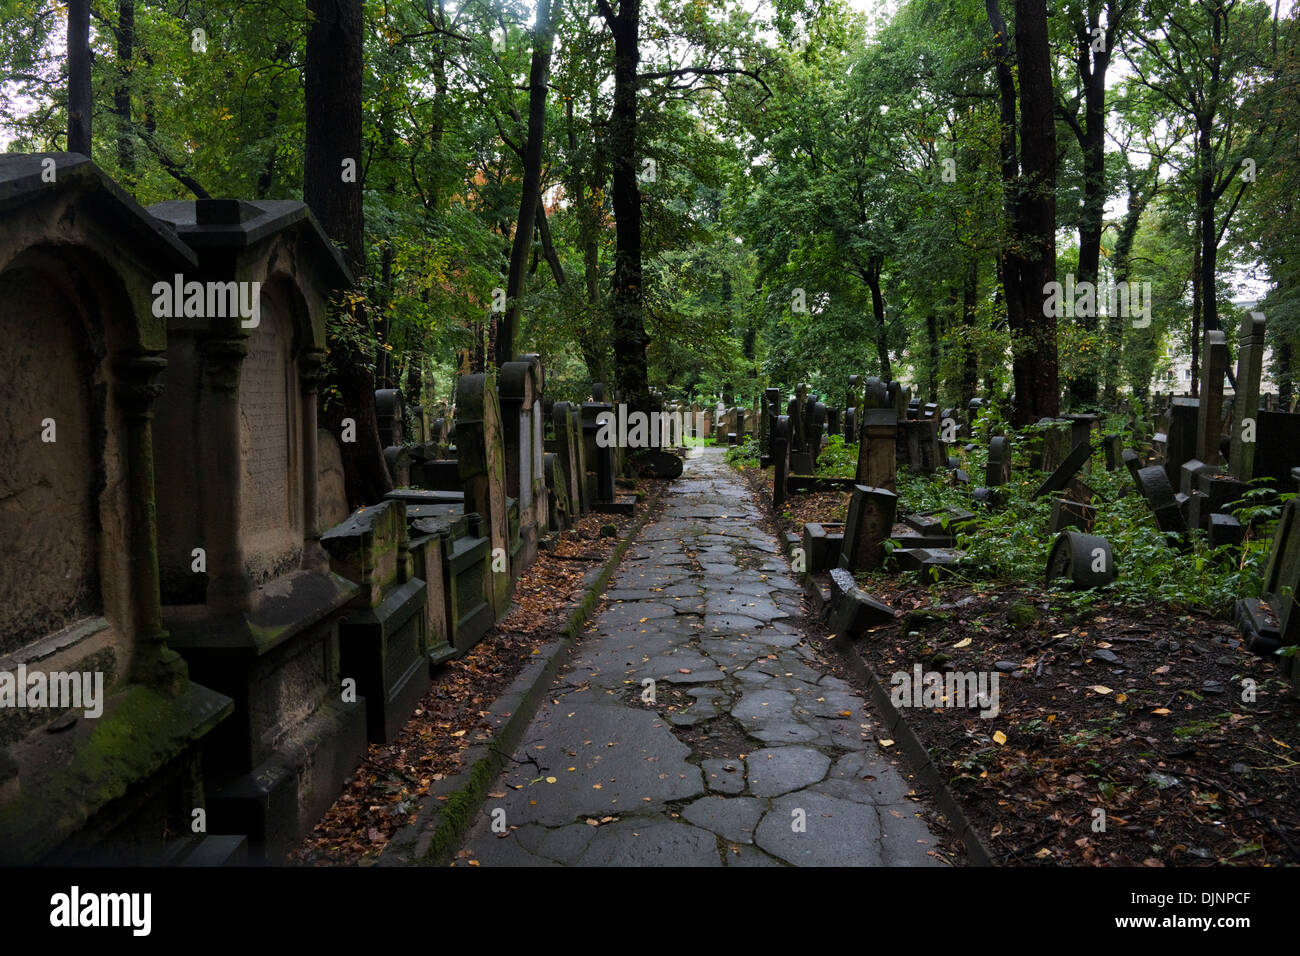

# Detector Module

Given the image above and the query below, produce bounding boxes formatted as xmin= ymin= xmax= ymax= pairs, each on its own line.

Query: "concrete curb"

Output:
xmin=773 ymin=503 xmax=997 ymax=867
xmin=380 ymin=485 xmax=666 ymax=867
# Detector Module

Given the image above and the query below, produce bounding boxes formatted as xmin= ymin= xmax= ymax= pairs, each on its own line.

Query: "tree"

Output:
xmin=305 ymin=0 xmax=391 ymax=506
xmin=987 ymin=0 xmax=1060 ymax=423
xmin=498 ymin=0 xmax=558 ymax=368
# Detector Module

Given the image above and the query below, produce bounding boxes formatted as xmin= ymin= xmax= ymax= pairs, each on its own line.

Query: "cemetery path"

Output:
xmin=454 ymin=447 xmax=945 ymax=866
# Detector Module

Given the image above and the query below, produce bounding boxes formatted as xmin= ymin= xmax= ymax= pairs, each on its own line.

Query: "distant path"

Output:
xmin=454 ymin=446 xmax=944 ymax=866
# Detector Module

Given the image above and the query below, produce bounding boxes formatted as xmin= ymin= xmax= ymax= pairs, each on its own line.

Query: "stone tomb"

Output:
xmin=321 ymin=501 xmax=429 ymax=744
xmin=499 ymin=355 xmax=547 ymax=572
xmin=0 ymin=154 xmax=232 ymax=864
xmin=458 ymin=373 xmax=513 ymax=618
xmin=381 ymin=489 xmax=489 ymax=657
xmin=147 ymin=196 xmax=367 ymax=862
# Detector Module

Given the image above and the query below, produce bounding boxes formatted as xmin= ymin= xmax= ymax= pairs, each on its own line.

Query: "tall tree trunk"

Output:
xmin=1013 ymin=0 xmax=1059 ymax=423
xmin=498 ymin=0 xmax=557 ymax=368
xmin=1068 ymin=2 xmax=1121 ymax=406
xmin=305 ymin=0 xmax=390 ymax=506
xmin=988 ymin=0 xmax=1059 ymax=424
xmin=1190 ymin=217 xmax=1202 ymax=397
xmin=67 ymin=0 xmax=92 ymax=155
xmin=1104 ymin=168 xmax=1154 ymax=403
xmin=864 ymin=255 xmax=892 ymax=381
xmin=113 ymin=0 xmax=134 ymax=176
xmin=601 ymin=0 xmax=650 ymax=410
xmin=961 ymin=256 xmax=980 ymax=405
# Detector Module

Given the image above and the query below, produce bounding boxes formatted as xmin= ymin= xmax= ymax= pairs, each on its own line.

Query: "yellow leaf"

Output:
xmin=1090 ymin=685 xmax=1113 ymax=695
xmin=878 ymin=739 xmax=895 ymax=748
xmin=592 ymin=783 xmax=603 ymax=789
xmin=451 ymin=729 xmax=466 ymax=737
xmin=1151 ymin=708 xmax=1172 ymax=715
xmin=993 ymin=730 xmax=1008 ymax=745
xmin=839 ymin=710 xmax=852 ymax=717
xmin=1034 ymin=848 xmax=1052 ymax=859
xmin=545 ymin=776 xmax=557 ymax=783
xmin=953 ymin=637 xmax=972 ymax=648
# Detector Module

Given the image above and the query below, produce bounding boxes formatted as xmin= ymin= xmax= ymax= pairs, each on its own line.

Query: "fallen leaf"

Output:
xmin=993 ymin=730 xmax=1008 ymax=745
xmin=953 ymin=637 xmax=972 ymax=648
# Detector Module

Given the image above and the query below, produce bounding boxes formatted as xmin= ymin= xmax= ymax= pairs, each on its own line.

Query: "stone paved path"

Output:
xmin=454 ymin=447 xmax=944 ymax=866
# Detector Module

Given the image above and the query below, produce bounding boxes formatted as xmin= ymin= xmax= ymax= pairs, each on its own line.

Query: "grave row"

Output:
xmin=0 ymin=154 xmax=672 ymax=865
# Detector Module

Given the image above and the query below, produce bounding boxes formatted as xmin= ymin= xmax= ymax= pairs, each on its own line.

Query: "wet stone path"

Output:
xmin=455 ymin=447 xmax=944 ymax=866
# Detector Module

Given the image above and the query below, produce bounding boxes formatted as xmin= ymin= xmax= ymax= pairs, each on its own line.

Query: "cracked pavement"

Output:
xmin=454 ymin=446 xmax=945 ymax=866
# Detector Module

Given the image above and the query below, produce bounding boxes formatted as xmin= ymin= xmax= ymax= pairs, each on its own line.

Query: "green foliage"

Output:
xmin=724 ymin=436 xmax=760 ymax=469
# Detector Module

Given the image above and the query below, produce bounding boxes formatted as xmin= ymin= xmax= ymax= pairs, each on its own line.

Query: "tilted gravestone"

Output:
xmin=149 ymin=195 xmax=370 ymax=862
xmin=839 ymin=485 xmax=898 ymax=571
xmin=0 ymin=154 xmax=232 ymax=864
xmin=1032 ymin=438 xmax=1093 ymax=500
xmin=1236 ymin=498 xmax=1300 ymax=687
xmin=1136 ymin=464 xmax=1189 ymax=536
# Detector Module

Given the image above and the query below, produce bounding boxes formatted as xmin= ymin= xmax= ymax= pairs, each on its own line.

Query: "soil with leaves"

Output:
xmin=848 ymin=581 xmax=1300 ymax=866
xmin=289 ymin=483 xmax=663 ymax=866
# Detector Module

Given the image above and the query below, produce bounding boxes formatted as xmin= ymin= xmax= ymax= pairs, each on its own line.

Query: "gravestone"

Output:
xmin=1197 ymin=329 xmax=1229 ymax=465
xmin=1236 ymin=499 xmax=1300 ymax=655
xmin=1032 ymin=438 xmax=1093 ymax=500
xmin=148 ymin=195 xmax=370 ymax=862
xmin=1228 ymin=314 xmax=1264 ymax=484
xmin=543 ymin=452 xmax=569 ymax=530
xmin=1046 ymin=532 xmax=1115 ymax=589
xmin=986 ymin=436 xmax=1011 ymax=486
xmin=1164 ymin=397 xmax=1199 ymax=486
xmin=375 ymin=388 xmax=405 ymax=448
xmin=550 ymin=402 xmax=584 ymax=519
xmin=772 ymin=415 xmax=790 ymax=509
xmin=499 ymin=356 xmax=546 ymax=574
xmin=321 ymin=500 xmax=429 ymax=744
xmin=457 ymin=373 xmax=511 ymax=619
xmin=0 ymin=154 xmax=232 ymax=864
xmin=855 ymin=408 xmax=897 ymax=491
xmin=839 ymin=485 xmax=898 ymax=571
xmin=1049 ymin=497 xmax=1096 ymax=534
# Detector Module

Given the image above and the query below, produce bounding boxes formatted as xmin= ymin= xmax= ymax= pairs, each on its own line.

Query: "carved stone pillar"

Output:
xmin=115 ymin=351 xmax=188 ymax=696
